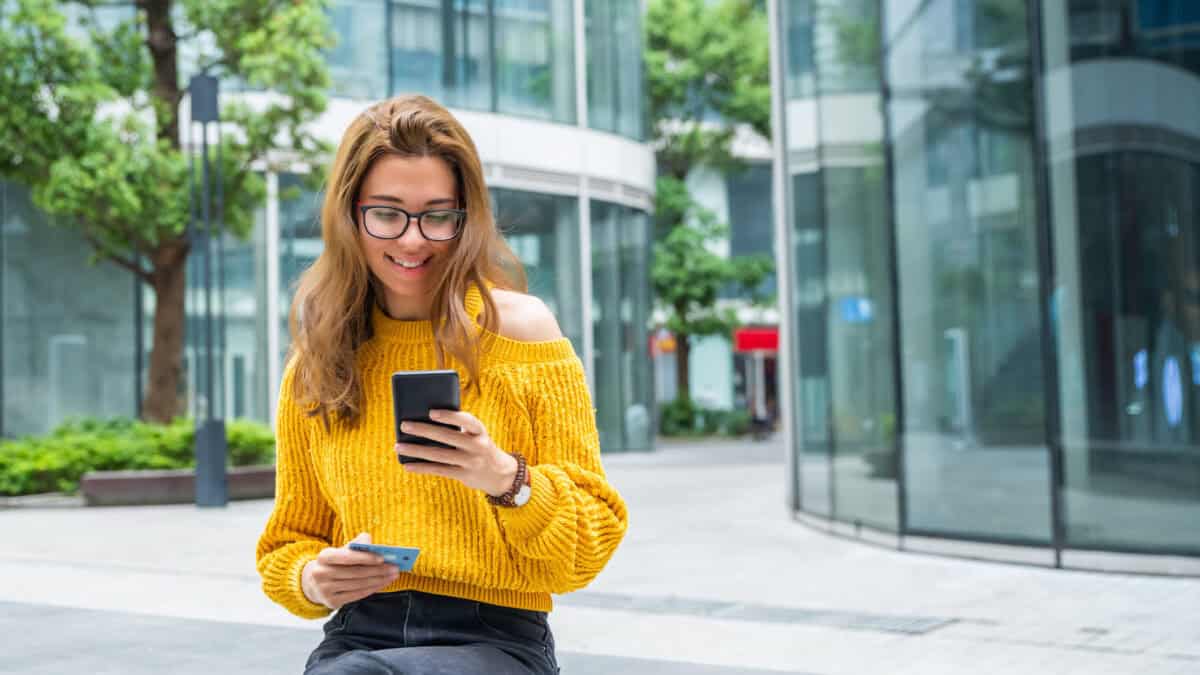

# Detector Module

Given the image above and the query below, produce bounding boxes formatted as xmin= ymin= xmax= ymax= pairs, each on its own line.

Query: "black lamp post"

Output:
xmin=188 ymin=72 xmax=227 ymax=508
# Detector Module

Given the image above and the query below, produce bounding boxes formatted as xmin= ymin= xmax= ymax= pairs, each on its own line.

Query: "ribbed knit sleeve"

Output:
xmin=255 ymin=362 xmax=335 ymax=620
xmin=495 ymin=355 xmax=628 ymax=594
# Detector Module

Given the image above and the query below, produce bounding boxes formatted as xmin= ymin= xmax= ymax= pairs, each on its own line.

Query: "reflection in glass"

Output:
xmin=492 ymin=188 xmax=582 ymax=348
xmin=592 ymin=201 xmax=653 ymax=453
xmin=0 ymin=182 xmax=137 ymax=436
xmin=824 ymin=167 xmax=898 ymax=530
xmin=494 ymin=0 xmax=575 ymax=122
xmin=1042 ymin=1 xmax=1200 ymax=552
xmin=784 ymin=0 xmax=816 ymax=99
xmin=329 ymin=0 xmax=389 ymax=100
xmin=587 ymin=0 xmax=644 ymax=138
xmin=791 ymin=173 xmax=833 ymax=516
xmin=390 ymin=0 xmax=492 ymax=111
xmin=278 ymin=174 xmax=324 ymax=375
xmin=887 ymin=0 xmax=1051 ymax=541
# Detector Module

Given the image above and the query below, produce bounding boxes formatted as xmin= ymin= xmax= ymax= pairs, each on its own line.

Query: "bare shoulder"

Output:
xmin=489 ymin=288 xmax=564 ymax=342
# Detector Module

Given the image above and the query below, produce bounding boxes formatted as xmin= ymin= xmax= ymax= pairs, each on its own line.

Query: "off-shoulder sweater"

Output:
xmin=255 ymin=293 xmax=628 ymax=619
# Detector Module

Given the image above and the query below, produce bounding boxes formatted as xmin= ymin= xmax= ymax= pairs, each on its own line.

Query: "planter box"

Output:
xmin=80 ymin=464 xmax=275 ymax=506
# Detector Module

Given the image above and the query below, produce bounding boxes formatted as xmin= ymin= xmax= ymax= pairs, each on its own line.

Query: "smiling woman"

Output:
xmin=256 ymin=95 xmax=628 ymax=675
xmin=355 ymin=155 xmax=466 ymax=317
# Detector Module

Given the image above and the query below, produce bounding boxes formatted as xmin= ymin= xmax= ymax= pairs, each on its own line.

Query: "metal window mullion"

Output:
xmin=579 ymin=182 xmax=595 ymax=395
xmin=1026 ymin=0 xmax=1067 ymax=567
xmin=386 ymin=0 xmax=395 ymax=95
xmin=877 ymin=0 xmax=909 ymax=537
xmin=487 ymin=0 xmax=498 ymax=112
xmin=769 ymin=0 xmax=800 ymax=510
xmin=265 ymin=172 xmax=282 ymax=425
xmin=574 ymin=0 xmax=588 ymax=128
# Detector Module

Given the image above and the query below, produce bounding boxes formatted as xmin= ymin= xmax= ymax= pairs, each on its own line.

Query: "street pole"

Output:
xmin=189 ymin=72 xmax=227 ymax=508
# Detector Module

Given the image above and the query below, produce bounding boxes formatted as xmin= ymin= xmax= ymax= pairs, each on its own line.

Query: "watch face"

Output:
xmin=513 ymin=484 xmax=532 ymax=506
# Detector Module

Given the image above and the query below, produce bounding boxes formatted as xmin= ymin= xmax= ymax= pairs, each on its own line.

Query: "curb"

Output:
xmin=0 ymin=492 xmax=85 ymax=509
xmin=79 ymin=465 xmax=276 ymax=506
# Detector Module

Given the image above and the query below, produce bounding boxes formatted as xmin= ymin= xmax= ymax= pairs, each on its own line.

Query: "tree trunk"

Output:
xmin=142 ymin=239 xmax=189 ymax=423
xmin=675 ymin=331 xmax=691 ymax=403
xmin=143 ymin=0 xmax=181 ymax=148
xmin=140 ymin=0 xmax=186 ymax=423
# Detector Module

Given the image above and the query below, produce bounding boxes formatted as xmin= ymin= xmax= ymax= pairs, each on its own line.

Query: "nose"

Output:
xmin=395 ymin=217 xmax=428 ymax=248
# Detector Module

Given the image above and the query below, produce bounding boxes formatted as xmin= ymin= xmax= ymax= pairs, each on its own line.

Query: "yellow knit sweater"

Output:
xmin=255 ymin=294 xmax=629 ymax=620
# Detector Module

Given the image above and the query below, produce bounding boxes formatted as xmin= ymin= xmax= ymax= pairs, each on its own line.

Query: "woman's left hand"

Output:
xmin=397 ymin=410 xmax=519 ymax=497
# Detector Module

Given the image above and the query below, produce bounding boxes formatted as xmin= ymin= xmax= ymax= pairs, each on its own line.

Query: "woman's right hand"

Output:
xmin=301 ymin=532 xmax=400 ymax=610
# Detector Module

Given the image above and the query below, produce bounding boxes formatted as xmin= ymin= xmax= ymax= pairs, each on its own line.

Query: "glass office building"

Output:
xmin=769 ymin=0 xmax=1200 ymax=572
xmin=0 ymin=0 xmax=654 ymax=454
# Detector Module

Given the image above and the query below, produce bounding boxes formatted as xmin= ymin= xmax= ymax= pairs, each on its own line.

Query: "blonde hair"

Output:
xmin=288 ymin=95 xmax=526 ymax=423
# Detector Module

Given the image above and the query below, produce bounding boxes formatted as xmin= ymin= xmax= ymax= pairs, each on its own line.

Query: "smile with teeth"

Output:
xmin=386 ymin=254 xmax=430 ymax=269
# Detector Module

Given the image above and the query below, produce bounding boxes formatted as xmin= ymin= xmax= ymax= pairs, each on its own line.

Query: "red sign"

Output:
xmin=734 ymin=327 xmax=778 ymax=353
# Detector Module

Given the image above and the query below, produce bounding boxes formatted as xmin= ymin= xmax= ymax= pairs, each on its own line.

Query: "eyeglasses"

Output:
xmin=356 ymin=203 xmax=466 ymax=241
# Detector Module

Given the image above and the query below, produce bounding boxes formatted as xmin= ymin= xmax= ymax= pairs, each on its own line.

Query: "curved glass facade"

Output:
xmin=591 ymin=200 xmax=654 ymax=452
xmin=774 ymin=0 xmax=1200 ymax=564
xmin=0 ymin=182 xmax=139 ymax=436
xmin=586 ymin=0 xmax=646 ymax=139
xmin=327 ymin=0 xmax=577 ymax=125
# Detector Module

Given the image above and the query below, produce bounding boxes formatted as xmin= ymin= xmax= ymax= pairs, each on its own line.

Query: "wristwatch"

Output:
xmin=488 ymin=452 xmax=532 ymax=508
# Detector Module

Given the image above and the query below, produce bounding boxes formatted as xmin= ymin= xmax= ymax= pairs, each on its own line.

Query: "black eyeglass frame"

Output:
xmin=356 ymin=202 xmax=467 ymax=241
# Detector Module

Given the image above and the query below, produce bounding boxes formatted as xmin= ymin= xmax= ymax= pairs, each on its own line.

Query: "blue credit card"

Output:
xmin=348 ymin=542 xmax=421 ymax=572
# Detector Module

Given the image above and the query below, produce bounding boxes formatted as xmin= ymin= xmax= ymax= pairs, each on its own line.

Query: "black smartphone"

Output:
xmin=392 ymin=369 xmax=461 ymax=463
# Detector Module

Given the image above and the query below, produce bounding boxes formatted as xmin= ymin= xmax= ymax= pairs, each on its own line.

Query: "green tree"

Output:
xmin=652 ymin=202 xmax=772 ymax=407
xmin=645 ymin=0 xmax=772 ymax=407
xmin=0 ymin=0 xmax=333 ymax=422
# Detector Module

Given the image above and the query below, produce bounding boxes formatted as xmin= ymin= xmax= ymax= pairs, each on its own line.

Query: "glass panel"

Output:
xmin=492 ymin=188 xmax=582 ymax=347
xmin=784 ymin=0 xmax=817 ymax=99
xmin=814 ymin=0 xmax=881 ymax=95
xmin=591 ymin=200 xmax=653 ymax=452
xmin=1 ymin=181 xmax=137 ymax=435
xmin=620 ymin=208 xmax=654 ymax=451
xmin=494 ymin=0 xmax=575 ymax=122
xmin=887 ymin=0 xmax=1051 ymax=541
xmin=278 ymin=174 xmax=324 ymax=372
xmin=587 ymin=0 xmax=644 ymax=138
xmin=185 ymin=195 xmax=227 ymax=422
xmin=824 ymin=167 xmax=899 ymax=530
xmin=726 ymin=163 xmax=776 ymax=299
xmin=221 ymin=222 xmax=267 ymax=422
xmin=791 ymin=173 xmax=832 ymax=516
xmin=328 ymin=0 xmax=389 ymax=100
xmin=1041 ymin=1 xmax=1200 ymax=552
xmin=390 ymin=0 xmax=492 ymax=111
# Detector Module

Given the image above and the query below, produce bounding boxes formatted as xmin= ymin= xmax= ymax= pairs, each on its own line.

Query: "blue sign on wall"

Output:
xmin=840 ymin=297 xmax=874 ymax=324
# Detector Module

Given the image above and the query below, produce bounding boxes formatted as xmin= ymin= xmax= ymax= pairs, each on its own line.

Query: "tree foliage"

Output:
xmin=0 ymin=0 xmax=334 ymax=422
xmin=652 ymin=202 xmax=772 ymax=340
xmin=645 ymin=0 xmax=773 ymax=404
xmin=646 ymin=0 xmax=771 ymax=180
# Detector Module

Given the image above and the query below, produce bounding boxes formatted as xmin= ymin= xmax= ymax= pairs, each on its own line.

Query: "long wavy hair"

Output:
xmin=288 ymin=95 xmax=526 ymax=424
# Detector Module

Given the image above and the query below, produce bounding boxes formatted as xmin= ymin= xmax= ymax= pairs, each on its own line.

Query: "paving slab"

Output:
xmin=2 ymin=435 xmax=1198 ymax=674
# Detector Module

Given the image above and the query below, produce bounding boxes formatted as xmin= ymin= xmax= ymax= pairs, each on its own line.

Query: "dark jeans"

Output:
xmin=304 ymin=591 xmax=558 ymax=675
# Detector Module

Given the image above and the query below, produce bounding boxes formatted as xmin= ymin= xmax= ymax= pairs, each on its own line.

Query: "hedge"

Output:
xmin=0 ymin=417 xmax=275 ymax=497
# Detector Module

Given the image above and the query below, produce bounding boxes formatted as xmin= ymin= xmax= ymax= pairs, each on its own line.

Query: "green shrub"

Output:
xmin=0 ymin=417 xmax=276 ymax=497
xmin=722 ymin=409 xmax=752 ymax=437
xmin=659 ymin=398 xmax=698 ymax=436
xmin=698 ymin=408 xmax=724 ymax=435
xmin=227 ymin=418 xmax=277 ymax=466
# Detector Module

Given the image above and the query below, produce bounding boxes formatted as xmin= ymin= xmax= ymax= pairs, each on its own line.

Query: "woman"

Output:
xmin=256 ymin=95 xmax=628 ymax=675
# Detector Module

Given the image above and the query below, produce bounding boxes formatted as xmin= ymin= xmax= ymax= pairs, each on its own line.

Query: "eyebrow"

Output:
xmin=366 ymin=194 xmax=457 ymax=207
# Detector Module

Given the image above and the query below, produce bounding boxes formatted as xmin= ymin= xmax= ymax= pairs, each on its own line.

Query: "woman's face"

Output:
xmin=356 ymin=154 xmax=460 ymax=319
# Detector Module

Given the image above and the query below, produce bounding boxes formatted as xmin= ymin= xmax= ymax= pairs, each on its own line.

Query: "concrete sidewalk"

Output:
xmin=2 ymin=436 xmax=1199 ymax=674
